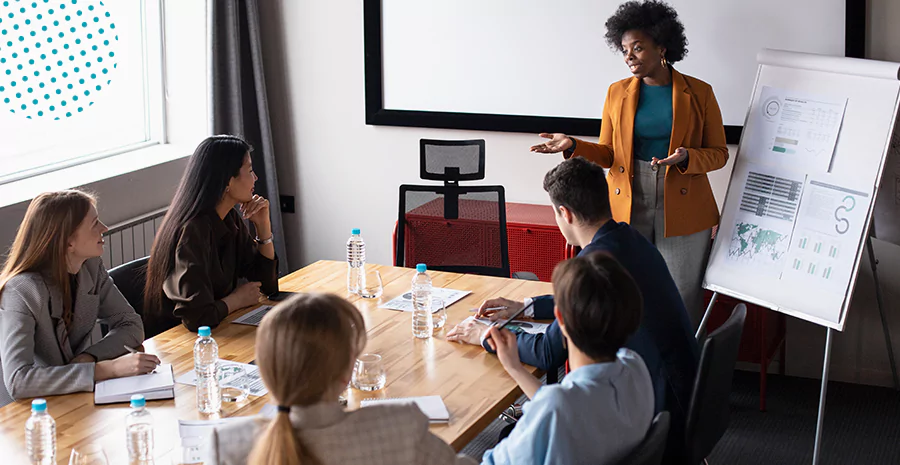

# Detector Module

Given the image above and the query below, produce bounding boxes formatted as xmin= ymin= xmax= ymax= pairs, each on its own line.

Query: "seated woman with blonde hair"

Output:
xmin=0 ymin=190 xmax=157 ymax=402
xmin=212 ymin=293 xmax=475 ymax=465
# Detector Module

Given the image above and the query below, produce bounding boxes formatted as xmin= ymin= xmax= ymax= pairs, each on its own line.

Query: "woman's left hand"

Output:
xmin=240 ymin=194 xmax=270 ymax=227
xmin=651 ymin=147 xmax=689 ymax=167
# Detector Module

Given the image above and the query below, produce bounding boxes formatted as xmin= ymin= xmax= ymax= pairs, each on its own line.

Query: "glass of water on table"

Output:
xmin=220 ymin=365 xmax=250 ymax=402
xmin=432 ymin=298 xmax=447 ymax=330
xmin=352 ymin=354 xmax=386 ymax=391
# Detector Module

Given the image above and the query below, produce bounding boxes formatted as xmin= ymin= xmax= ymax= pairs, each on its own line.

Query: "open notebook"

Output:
xmin=360 ymin=395 xmax=450 ymax=423
xmin=94 ymin=364 xmax=175 ymax=405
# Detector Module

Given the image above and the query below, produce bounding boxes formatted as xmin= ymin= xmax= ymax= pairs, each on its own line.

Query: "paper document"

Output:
xmin=94 ymin=364 xmax=174 ymax=404
xmin=379 ymin=288 xmax=470 ymax=312
xmin=360 ymin=395 xmax=450 ymax=423
xmin=723 ymin=164 xmax=804 ymax=277
xmin=743 ymin=86 xmax=847 ymax=172
xmin=233 ymin=305 xmax=274 ymax=326
xmin=782 ymin=179 xmax=870 ymax=298
xmin=177 ymin=415 xmax=257 ymax=464
xmin=175 ymin=360 xmax=268 ymax=397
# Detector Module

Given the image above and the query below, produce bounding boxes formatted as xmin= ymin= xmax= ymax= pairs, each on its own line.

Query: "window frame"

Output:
xmin=0 ymin=0 xmax=167 ymax=186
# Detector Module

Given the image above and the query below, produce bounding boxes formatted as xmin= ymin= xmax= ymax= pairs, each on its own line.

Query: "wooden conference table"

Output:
xmin=0 ymin=260 xmax=552 ymax=464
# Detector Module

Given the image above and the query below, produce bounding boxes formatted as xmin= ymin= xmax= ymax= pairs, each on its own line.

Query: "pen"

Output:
xmin=124 ymin=345 xmax=139 ymax=354
xmin=469 ymin=306 xmax=508 ymax=313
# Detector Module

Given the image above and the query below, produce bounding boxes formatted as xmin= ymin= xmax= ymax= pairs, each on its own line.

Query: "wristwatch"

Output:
xmin=255 ymin=235 xmax=274 ymax=245
xmin=564 ymin=137 xmax=577 ymax=157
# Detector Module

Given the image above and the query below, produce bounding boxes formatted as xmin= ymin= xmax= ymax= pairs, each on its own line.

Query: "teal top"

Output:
xmin=633 ymin=82 xmax=674 ymax=162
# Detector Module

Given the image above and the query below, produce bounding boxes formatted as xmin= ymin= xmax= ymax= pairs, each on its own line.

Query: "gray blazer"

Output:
xmin=0 ymin=257 xmax=144 ymax=400
xmin=212 ymin=402 xmax=477 ymax=465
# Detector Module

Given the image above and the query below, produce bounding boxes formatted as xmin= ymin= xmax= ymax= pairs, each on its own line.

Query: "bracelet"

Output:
xmin=255 ymin=235 xmax=274 ymax=245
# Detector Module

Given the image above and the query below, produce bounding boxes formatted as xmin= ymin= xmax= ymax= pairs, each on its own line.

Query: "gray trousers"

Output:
xmin=630 ymin=160 xmax=711 ymax=328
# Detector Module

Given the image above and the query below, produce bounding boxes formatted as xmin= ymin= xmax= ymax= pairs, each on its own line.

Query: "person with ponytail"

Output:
xmin=0 ymin=190 xmax=157 ymax=402
xmin=212 ymin=293 xmax=476 ymax=465
xmin=144 ymin=135 xmax=278 ymax=336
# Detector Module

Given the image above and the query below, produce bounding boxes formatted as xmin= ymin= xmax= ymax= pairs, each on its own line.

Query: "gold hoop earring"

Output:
xmin=661 ymin=57 xmax=668 ymax=69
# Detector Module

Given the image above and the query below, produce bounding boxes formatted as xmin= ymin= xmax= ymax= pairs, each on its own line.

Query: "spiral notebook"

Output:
xmin=360 ymin=395 xmax=450 ymax=423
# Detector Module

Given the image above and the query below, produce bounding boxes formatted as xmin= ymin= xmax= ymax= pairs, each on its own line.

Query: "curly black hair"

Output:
xmin=604 ymin=1 xmax=688 ymax=64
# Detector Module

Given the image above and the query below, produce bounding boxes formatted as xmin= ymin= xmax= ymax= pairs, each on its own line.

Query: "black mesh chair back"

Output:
xmin=107 ymin=257 xmax=157 ymax=335
xmin=617 ymin=411 xmax=671 ymax=465
xmin=396 ymin=184 xmax=510 ymax=278
xmin=684 ymin=304 xmax=747 ymax=464
xmin=420 ymin=139 xmax=486 ymax=183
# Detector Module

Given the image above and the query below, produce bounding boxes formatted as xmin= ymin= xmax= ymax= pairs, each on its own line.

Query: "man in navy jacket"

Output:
xmin=447 ymin=157 xmax=699 ymax=459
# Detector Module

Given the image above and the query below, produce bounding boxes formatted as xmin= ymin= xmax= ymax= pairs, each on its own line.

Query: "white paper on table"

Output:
xmin=175 ymin=360 xmax=268 ymax=396
xmin=176 ymin=417 xmax=247 ymax=464
xmin=378 ymin=288 xmax=471 ymax=312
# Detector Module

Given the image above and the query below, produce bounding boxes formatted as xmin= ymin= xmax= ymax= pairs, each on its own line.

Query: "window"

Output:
xmin=0 ymin=0 xmax=164 ymax=185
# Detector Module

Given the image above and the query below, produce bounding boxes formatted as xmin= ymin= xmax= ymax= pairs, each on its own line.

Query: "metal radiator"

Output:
xmin=101 ymin=208 xmax=167 ymax=269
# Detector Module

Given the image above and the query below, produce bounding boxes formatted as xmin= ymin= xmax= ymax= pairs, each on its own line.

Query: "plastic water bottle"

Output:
xmin=411 ymin=263 xmax=434 ymax=339
xmin=25 ymin=399 xmax=55 ymax=464
xmin=347 ymin=228 xmax=366 ymax=294
xmin=126 ymin=394 xmax=154 ymax=462
xmin=194 ymin=326 xmax=221 ymax=414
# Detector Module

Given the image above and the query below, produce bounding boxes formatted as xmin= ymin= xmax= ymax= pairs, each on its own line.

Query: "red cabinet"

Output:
xmin=393 ymin=202 xmax=571 ymax=281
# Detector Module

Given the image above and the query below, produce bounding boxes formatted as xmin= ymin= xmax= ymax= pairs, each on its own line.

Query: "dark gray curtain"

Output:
xmin=209 ymin=0 xmax=289 ymax=276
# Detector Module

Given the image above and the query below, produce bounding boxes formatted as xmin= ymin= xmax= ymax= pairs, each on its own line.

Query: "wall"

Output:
xmin=260 ymin=0 xmax=900 ymax=387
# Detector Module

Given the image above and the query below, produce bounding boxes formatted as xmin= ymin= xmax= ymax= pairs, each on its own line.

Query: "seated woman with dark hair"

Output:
xmin=144 ymin=135 xmax=279 ymax=335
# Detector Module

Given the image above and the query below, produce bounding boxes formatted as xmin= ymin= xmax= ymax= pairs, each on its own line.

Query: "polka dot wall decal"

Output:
xmin=0 ymin=0 xmax=117 ymax=118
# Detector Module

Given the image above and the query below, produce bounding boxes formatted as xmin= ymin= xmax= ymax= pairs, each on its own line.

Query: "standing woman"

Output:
xmin=0 ymin=191 xmax=157 ymax=401
xmin=144 ymin=135 xmax=278 ymax=335
xmin=530 ymin=0 xmax=728 ymax=325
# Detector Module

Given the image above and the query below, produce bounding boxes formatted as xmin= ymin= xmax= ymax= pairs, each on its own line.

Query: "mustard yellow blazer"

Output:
xmin=571 ymin=68 xmax=729 ymax=238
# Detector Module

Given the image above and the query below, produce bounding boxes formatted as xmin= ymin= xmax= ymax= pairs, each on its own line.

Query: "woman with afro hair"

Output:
xmin=531 ymin=1 xmax=728 ymax=327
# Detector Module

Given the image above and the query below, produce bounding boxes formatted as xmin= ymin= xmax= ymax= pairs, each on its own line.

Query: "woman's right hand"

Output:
xmin=530 ymin=133 xmax=573 ymax=154
xmin=95 ymin=353 xmax=161 ymax=381
xmin=224 ymin=281 xmax=263 ymax=312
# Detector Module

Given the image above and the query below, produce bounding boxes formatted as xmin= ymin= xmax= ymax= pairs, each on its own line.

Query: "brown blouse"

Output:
xmin=161 ymin=209 xmax=278 ymax=332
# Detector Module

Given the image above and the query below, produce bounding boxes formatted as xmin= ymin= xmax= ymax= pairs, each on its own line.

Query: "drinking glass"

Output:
xmin=68 ymin=444 xmax=109 ymax=465
xmin=352 ymin=353 xmax=386 ymax=391
xmin=219 ymin=365 xmax=250 ymax=403
xmin=359 ymin=269 xmax=384 ymax=299
xmin=432 ymin=298 xmax=447 ymax=330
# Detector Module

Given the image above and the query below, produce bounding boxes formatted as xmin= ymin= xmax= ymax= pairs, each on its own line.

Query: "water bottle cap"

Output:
xmin=351 ymin=228 xmax=360 ymax=235
xmin=130 ymin=394 xmax=146 ymax=408
xmin=198 ymin=326 xmax=211 ymax=337
xmin=31 ymin=399 xmax=47 ymax=412
xmin=416 ymin=264 xmax=427 ymax=273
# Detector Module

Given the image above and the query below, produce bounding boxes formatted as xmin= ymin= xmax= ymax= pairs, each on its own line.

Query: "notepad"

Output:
xmin=360 ymin=395 xmax=450 ymax=423
xmin=93 ymin=364 xmax=175 ymax=404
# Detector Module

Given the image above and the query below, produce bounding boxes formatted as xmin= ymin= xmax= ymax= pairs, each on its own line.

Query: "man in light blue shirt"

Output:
xmin=481 ymin=252 xmax=655 ymax=465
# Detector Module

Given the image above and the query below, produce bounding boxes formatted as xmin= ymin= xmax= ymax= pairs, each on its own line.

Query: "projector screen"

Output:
xmin=364 ymin=0 xmax=865 ymax=142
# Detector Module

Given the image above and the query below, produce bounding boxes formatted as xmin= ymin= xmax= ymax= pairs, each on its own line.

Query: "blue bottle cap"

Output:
xmin=351 ymin=228 xmax=361 ymax=235
xmin=130 ymin=394 xmax=146 ymax=408
xmin=31 ymin=399 xmax=47 ymax=412
xmin=416 ymin=264 xmax=427 ymax=273
xmin=198 ymin=326 xmax=211 ymax=337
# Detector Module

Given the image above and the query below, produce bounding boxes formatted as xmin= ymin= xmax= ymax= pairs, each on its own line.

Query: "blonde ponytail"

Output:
xmin=248 ymin=410 xmax=316 ymax=465
xmin=247 ymin=293 xmax=367 ymax=465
